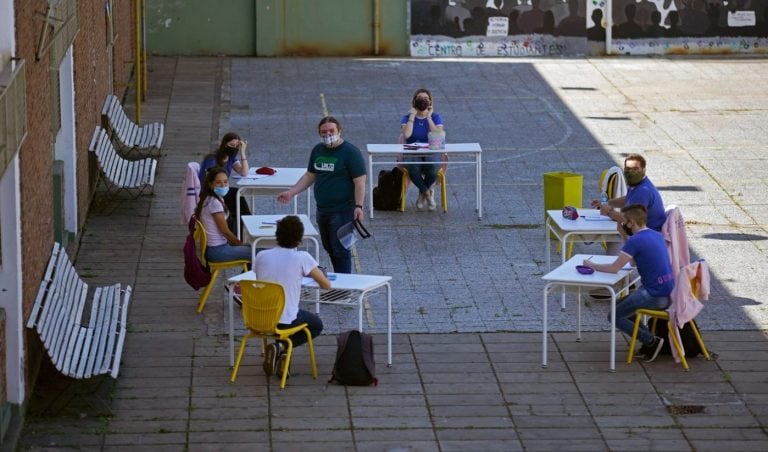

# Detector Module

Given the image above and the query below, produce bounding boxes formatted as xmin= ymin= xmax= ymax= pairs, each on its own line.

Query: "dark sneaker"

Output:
xmin=275 ymin=351 xmax=290 ymax=380
xmin=643 ymin=336 xmax=665 ymax=363
xmin=263 ymin=343 xmax=278 ymax=376
xmin=636 ymin=342 xmax=651 ymax=358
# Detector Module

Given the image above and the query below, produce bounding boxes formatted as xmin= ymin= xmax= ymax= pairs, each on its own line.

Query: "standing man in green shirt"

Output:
xmin=278 ymin=116 xmax=367 ymax=273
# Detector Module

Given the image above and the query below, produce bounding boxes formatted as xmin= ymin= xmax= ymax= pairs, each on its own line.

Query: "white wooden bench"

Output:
xmin=27 ymin=242 xmax=132 ymax=379
xmin=89 ymin=126 xmax=157 ymax=198
xmin=101 ymin=94 xmax=164 ymax=156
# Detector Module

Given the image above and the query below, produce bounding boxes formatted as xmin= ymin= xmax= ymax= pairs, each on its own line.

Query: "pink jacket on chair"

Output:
xmin=662 ymin=206 xmax=690 ymax=277
xmin=181 ymin=162 xmax=200 ymax=224
xmin=667 ymin=260 xmax=709 ymax=362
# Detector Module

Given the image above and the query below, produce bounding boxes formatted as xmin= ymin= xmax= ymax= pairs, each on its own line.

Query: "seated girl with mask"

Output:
xmin=195 ymin=167 xmax=252 ymax=263
xmin=198 ymin=133 xmax=252 ymax=225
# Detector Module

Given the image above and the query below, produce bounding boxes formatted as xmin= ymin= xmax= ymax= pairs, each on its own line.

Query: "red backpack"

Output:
xmin=183 ymin=216 xmax=211 ymax=290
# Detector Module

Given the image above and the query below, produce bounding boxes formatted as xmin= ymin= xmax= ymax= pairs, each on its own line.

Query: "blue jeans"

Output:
xmin=317 ymin=208 xmax=354 ymax=274
xmin=403 ymin=154 xmax=441 ymax=193
xmin=610 ymin=287 xmax=671 ymax=346
xmin=205 ymin=244 xmax=251 ymax=263
xmin=278 ymin=309 xmax=323 ymax=348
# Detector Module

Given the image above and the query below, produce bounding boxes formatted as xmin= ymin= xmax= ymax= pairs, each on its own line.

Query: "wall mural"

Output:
xmin=410 ymin=0 xmax=768 ymax=56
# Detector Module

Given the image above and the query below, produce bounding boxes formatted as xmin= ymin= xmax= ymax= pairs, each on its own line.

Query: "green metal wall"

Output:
xmin=146 ymin=0 xmax=408 ymax=56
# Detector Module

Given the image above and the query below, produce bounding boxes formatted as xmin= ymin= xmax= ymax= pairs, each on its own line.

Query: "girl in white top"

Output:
xmin=194 ymin=167 xmax=251 ymax=262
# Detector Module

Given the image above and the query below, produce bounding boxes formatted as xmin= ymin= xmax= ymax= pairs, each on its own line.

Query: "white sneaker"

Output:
xmin=427 ymin=188 xmax=436 ymax=211
xmin=415 ymin=192 xmax=426 ymax=210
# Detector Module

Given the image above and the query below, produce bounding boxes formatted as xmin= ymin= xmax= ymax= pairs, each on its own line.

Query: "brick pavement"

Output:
xmin=18 ymin=56 xmax=768 ymax=450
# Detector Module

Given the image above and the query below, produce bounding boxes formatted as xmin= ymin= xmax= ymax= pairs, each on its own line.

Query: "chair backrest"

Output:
xmin=193 ymin=220 xmax=209 ymax=267
xmin=181 ymin=162 xmax=201 ymax=224
xmin=599 ymin=166 xmax=627 ymax=199
xmin=239 ymin=280 xmax=286 ymax=334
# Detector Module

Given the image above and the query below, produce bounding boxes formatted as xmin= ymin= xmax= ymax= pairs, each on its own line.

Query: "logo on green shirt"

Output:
xmin=313 ymin=156 xmax=337 ymax=172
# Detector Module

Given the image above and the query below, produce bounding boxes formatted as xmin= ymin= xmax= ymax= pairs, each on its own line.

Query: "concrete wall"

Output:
xmin=145 ymin=0 xmax=768 ymax=57
xmin=146 ymin=0 xmax=409 ymax=56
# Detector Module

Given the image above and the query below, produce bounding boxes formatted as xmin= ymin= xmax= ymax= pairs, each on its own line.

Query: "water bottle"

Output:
xmin=600 ymin=190 xmax=609 ymax=204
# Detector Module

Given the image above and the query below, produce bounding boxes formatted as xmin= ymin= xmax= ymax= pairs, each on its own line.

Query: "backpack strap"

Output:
xmin=328 ymin=330 xmax=353 ymax=383
xmin=360 ymin=332 xmax=378 ymax=386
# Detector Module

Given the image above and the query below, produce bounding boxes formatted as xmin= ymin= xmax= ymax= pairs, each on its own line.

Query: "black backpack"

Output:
xmin=329 ymin=330 xmax=378 ymax=386
xmin=372 ymin=167 xmax=403 ymax=211
xmin=653 ymin=319 xmax=704 ymax=358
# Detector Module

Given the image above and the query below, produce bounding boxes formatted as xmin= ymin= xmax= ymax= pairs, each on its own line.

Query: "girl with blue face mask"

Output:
xmin=194 ymin=167 xmax=252 ymax=263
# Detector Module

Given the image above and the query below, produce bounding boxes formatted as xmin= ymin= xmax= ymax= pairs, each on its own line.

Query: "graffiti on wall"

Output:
xmin=605 ymin=0 xmax=768 ymax=40
xmin=411 ymin=0 xmax=768 ymax=56
xmin=410 ymin=0 xmax=589 ymax=56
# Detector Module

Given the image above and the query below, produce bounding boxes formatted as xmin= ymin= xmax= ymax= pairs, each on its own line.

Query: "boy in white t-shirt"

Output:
xmin=253 ymin=215 xmax=331 ymax=378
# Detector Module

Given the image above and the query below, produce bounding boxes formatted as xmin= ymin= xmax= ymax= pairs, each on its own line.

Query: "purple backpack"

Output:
xmin=183 ymin=216 xmax=211 ymax=290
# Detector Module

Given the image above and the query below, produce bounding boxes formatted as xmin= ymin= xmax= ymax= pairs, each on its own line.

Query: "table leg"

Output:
xmin=542 ymin=284 xmax=550 ymax=368
xmin=306 ymin=237 xmax=320 ymax=263
xmin=228 ymin=283 xmax=235 ymax=367
xmin=368 ymin=155 xmax=374 ymax=220
xmin=476 ymin=154 xmax=482 ymax=219
xmin=576 ymin=287 xmax=582 ymax=342
xmin=386 ymin=282 xmax=392 ymax=367
xmin=560 ymin=232 xmax=572 ymax=311
xmin=609 ymin=289 xmax=617 ymax=372
xmin=358 ymin=292 xmax=364 ymax=332
xmin=236 ymin=188 xmax=244 ymax=240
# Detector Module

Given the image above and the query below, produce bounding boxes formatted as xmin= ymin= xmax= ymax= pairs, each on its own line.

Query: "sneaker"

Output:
xmin=262 ymin=343 xmax=278 ymax=376
xmin=427 ymin=188 xmax=436 ymax=211
xmin=643 ymin=336 xmax=665 ymax=363
xmin=415 ymin=192 xmax=426 ymax=210
xmin=275 ymin=350 xmax=290 ymax=380
xmin=636 ymin=342 xmax=652 ymax=359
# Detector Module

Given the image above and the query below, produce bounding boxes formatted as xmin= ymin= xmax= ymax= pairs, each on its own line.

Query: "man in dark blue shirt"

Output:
xmin=594 ymin=153 xmax=666 ymax=231
xmin=584 ymin=204 xmax=675 ymax=362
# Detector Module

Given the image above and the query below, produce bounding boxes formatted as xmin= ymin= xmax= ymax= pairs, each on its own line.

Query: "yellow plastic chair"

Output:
xmin=626 ymin=278 xmax=711 ymax=370
xmin=193 ymin=220 xmax=249 ymax=313
xmin=399 ymin=154 xmax=448 ymax=212
xmin=230 ymin=280 xmax=318 ymax=388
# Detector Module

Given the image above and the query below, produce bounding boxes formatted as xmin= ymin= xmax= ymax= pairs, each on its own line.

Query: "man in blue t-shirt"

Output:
xmin=584 ymin=204 xmax=675 ymax=362
xmin=594 ymin=153 xmax=666 ymax=231
xmin=277 ymin=116 xmax=366 ymax=273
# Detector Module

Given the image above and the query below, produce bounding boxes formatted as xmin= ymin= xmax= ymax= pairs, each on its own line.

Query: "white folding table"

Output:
xmin=226 ymin=271 xmax=393 ymax=367
xmin=240 ymin=214 xmax=320 ymax=263
xmin=365 ymin=143 xmax=482 ymax=219
xmin=545 ymin=208 xmax=623 ymax=308
xmin=541 ymin=254 xmax=640 ymax=372
xmin=232 ymin=167 xmax=309 ymax=239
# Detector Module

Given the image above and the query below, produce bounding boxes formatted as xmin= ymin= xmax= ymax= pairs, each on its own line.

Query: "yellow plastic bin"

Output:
xmin=543 ymin=171 xmax=582 ymax=237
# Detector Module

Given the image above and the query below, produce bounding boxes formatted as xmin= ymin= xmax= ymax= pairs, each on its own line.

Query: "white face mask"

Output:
xmin=321 ymin=134 xmax=339 ymax=147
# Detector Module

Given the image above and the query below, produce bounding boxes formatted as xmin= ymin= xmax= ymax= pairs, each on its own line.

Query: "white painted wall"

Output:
xmin=0 ymin=0 xmax=14 ymax=72
xmin=0 ymin=159 xmax=24 ymax=404
xmin=54 ymin=46 xmax=78 ymax=235
xmin=0 ymin=0 xmax=24 ymax=405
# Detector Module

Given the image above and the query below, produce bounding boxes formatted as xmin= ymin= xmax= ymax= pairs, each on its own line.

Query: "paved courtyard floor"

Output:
xmin=18 ymin=56 xmax=768 ymax=450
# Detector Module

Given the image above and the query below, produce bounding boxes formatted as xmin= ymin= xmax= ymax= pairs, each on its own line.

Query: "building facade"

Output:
xmin=0 ymin=0 xmax=137 ymax=444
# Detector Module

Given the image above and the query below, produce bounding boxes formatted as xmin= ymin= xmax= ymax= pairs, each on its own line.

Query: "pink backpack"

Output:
xmin=183 ymin=216 xmax=211 ymax=290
